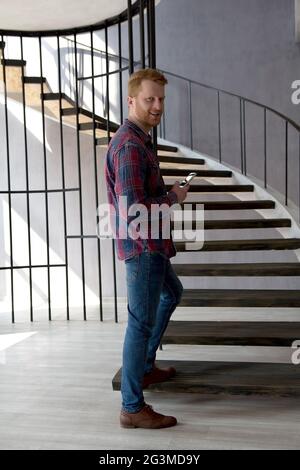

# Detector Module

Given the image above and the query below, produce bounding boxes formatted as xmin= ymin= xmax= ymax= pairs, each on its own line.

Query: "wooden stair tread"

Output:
xmin=161 ymin=168 xmax=232 ymax=177
xmin=175 ymin=238 xmax=300 ymax=251
xmin=112 ymin=360 xmax=300 ymax=396
xmin=42 ymin=92 xmax=74 ymax=106
xmin=157 ymin=144 xmax=178 ymax=152
xmin=159 ymin=155 xmax=205 ymax=165
xmin=1 ymin=59 xmax=26 ymax=67
xmin=180 ymin=200 xmax=275 ymax=210
xmin=79 ymin=120 xmax=119 ymax=132
xmin=180 ymin=289 xmax=300 ymax=307
xmin=172 ymin=218 xmax=291 ymax=230
xmin=23 ymin=76 xmax=46 ymax=84
xmin=166 ymin=184 xmax=254 ymax=192
xmin=163 ymin=321 xmax=300 ymax=346
xmin=173 ymin=262 xmax=300 ymax=276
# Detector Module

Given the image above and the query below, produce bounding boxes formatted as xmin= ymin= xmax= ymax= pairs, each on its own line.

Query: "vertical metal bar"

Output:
xmin=139 ymin=0 xmax=146 ymax=68
xmin=105 ymin=24 xmax=111 ymax=142
xmin=285 ymin=120 xmax=288 ymax=206
xmin=57 ymin=35 xmax=70 ymax=320
xmin=147 ymin=0 xmax=157 ymax=153
xmin=163 ymin=109 xmax=166 ymax=140
xmin=105 ymin=23 xmax=118 ymax=323
xmin=20 ymin=35 xmax=33 ymax=321
xmin=127 ymin=0 xmax=134 ymax=74
xmin=264 ymin=108 xmax=267 ymax=188
xmin=149 ymin=0 xmax=156 ymax=69
xmin=1 ymin=35 xmax=15 ymax=323
xmin=243 ymin=100 xmax=247 ymax=176
xmin=118 ymin=21 xmax=124 ymax=124
xmin=146 ymin=0 xmax=151 ymax=67
xmin=188 ymin=80 xmax=193 ymax=150
xmin=38 ymin=36 xmax=51 ymax=321
xmin=239 ymin=98 xmax=244 ymax=174
xmin=91 ymin=29 xmax=104 ymax=322
xmin=217 ymin=90 xmax=222 ymax=162
xmin=74 ymin=33 xmax=87 ymax=320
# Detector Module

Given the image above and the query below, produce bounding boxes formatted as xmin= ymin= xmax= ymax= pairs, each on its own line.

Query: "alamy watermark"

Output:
xmin=96 ymin=197 xmax=205 ymax=250
xmin=291 ymin=340 xmax=300 ymax=365
xmin=291 ymin=80 xmax=300 ymax=104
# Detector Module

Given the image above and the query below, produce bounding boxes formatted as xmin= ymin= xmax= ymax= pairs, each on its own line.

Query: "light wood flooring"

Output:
xmin=1 ymin=303 xmax=300 ymax=450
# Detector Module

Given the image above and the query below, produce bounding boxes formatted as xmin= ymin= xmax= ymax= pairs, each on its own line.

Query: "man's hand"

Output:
xmin=170 ymin=181 xmax=190 ymax=204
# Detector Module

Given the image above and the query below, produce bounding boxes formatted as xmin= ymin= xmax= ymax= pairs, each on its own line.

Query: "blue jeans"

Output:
xmin=121 ymin=251 xmax=183 ymax=413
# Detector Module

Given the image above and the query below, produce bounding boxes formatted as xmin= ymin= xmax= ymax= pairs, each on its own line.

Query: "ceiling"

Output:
xmin=0 ymin=0 xmax=129 ymax=32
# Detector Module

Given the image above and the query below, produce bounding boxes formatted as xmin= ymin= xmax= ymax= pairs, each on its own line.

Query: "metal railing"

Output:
xmin=0 ymin=0 xmax=155 ymax=323
xmin=65 ymin=41 xmax=300 ymax=222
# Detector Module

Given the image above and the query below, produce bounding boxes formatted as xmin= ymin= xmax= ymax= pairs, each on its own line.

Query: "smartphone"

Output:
xmin=179 ymin=172 xmax=197 ymax=188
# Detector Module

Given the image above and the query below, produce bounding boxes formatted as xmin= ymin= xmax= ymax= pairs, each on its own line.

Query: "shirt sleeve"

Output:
xmin=114 ymin=143 xmax=178 ymax=217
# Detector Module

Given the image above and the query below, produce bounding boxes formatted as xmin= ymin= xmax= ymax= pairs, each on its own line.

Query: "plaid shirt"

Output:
xmin=105 ymin=119 xmax=178 ymax=261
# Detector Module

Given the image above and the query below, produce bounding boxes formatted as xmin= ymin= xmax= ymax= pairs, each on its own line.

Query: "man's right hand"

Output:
xmin=170 ymin=181 xmax=190 ymax=204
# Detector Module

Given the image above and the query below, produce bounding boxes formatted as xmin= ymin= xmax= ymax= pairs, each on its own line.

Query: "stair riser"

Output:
xmin=162 ymin=338 xmax=296 ymax=346
xmin=173 ymin=268 xmax=300 ymax=276
xmin=179 ymin=299 xmax=300 ymax=307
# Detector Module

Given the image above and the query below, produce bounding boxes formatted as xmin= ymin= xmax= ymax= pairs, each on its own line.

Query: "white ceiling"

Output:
xmin=0 ymin=0 xmax=129 ymax=32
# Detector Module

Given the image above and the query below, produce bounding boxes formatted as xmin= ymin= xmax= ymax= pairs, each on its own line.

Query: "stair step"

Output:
xmin=41 ymin=92 xmax=74 ymax=106
xmin=175 ymin=238 xmax=300 ymax=252
xmin=166 ymin=184 xmax=254 ymax=192
xmin=79 ymin=121 xmax=119 ymax=132
xmin=157 ymin=144 xmax=178 ymax=152
xmin=1 ymin=59 xmax=26 ymax=67
xmin=172 ymin=218 xmax=291 ymax=230
xmin=112 ymin=360 xmax=300 ymax=396
xmin=95 ymin=136 xmax=111 ymax=145
xmin=159 ymin=155 xmax=205 ymax=165
xmin=161 ymin=168 xmax=232 ymax=177
xmin=23 ymin=76 xmax=46 ymax=84
xmin=180 ymin=289 xmax=300 ymax=307
xmin=61 ymin=107 xmax=79 ymax=116
xmin=163 ymin=321 xmax=300 ymax=346
xmin=61 ymin=106 xmax=97 ymax=117
xmin=180 ymin=200 xmax=275 ymax=210
xmin=173 ymin=262 xmax=300 ymax=276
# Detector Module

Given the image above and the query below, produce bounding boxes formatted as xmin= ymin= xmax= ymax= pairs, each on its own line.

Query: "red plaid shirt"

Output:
xmin=105 ymin=119 xmax=178 ymax=261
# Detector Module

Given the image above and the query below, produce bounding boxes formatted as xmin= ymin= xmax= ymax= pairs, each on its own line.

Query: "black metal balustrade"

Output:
xmin=0 ymin=0 xmax=153 ymax=323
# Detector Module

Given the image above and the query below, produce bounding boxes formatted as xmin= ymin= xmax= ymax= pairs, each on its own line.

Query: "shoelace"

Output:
xmin=144 ymin=404 xmax=159 ymax=416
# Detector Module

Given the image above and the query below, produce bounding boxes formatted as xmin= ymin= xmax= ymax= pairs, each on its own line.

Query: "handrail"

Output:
xmin=65 ymin=39 xmax=300 ymax=134
xmin=162 ymin=69 xmax=300 ymax=133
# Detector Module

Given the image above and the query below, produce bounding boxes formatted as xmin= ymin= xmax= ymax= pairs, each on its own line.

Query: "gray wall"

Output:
xmin=108 ymin=0 xmax=300 ymax=207
xmin=156 ymin=0 xmax=300 ymax=207
xmin=155 ymin=0 xmax=300 ymax=124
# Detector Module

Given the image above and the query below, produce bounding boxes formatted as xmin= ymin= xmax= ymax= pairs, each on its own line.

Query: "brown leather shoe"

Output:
xmin=143 ymin=365 xmax=176 ymax=389
xmin=120 ymin=404 xmax=177 ymax=429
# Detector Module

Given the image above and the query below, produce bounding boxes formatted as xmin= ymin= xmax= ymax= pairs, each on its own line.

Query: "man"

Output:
xmin=105 ymin=68 xmax=189 ymax=429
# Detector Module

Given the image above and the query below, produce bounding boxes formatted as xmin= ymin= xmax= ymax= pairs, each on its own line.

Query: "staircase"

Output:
xmin=112 ymin=144 xmax=300 ymax=396
xmin=1 ymin=41 xmax=300 ymax=396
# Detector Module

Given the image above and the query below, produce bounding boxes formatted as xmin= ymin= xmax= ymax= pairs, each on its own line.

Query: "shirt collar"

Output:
xmin=125 ymin=119 xmax=153 ymax=148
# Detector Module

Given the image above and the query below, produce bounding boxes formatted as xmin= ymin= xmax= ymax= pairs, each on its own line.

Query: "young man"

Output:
xmin=105 ymin=68 xmax=189 ymax=429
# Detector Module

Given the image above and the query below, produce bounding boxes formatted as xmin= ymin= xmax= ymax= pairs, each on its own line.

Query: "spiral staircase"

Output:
xmin=2 ymin=40 xmax=300 ymax=396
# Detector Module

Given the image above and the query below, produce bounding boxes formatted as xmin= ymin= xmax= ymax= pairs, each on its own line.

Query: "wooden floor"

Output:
xmin=1 ymin=303 xmax=300 ymax=450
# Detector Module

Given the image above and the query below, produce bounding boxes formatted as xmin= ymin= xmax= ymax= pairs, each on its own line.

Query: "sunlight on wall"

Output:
xmin=1 ymin=198 xmax=100 ymax=311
